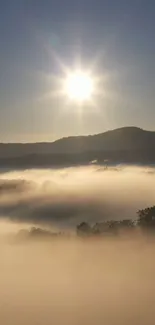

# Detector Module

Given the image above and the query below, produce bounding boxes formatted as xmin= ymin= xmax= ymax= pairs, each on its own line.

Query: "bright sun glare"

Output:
xmin=65 ymin=71 xmax=94 ymax=101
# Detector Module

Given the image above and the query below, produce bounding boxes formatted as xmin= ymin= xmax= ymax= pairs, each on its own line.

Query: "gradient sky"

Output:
xmin=0 ymin=0 xmax=155 ymax=142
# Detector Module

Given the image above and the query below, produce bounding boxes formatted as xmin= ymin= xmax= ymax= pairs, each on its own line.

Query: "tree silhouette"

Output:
xmin=119 ymin=219 xmax=134 ymax=229
xmin=137 ymin=206 xmax=155 ymax=230
xmin=76 ymin=206 xmax=155 ymax=237
xmin=77 ymin=222 xmax=92 ymax=236
xmin=77 ymin=219 xmax=135 ymax=237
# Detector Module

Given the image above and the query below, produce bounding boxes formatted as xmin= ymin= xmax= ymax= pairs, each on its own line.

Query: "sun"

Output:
xmin=65 ymin=71 xmax=94 ymax=101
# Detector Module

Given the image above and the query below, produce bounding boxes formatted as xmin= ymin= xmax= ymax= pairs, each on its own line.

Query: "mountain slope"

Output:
xmin=50 ymin=127 xmax=155 ymax=153
xmin=0 ymin=127 xmax=155 ymax=166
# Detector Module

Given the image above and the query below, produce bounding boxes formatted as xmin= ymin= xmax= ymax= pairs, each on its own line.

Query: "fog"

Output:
xmin=0 ymin=166 xmax=155 ymax=324
xmin=1 ymin=238 xmax=155 ymax=324
xmin=0 ymin=165 xmax=154 ymax=231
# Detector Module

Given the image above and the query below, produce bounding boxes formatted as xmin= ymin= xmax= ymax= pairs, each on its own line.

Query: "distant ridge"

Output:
xmin=0 ymin=126 xmax=155 ymax=167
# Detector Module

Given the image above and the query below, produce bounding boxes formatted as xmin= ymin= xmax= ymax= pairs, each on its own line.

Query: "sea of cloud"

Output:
xmin=0 ymin=165 xmax=155 ymax=324
xmin=0 ymin=165 xmax=154 ymax=233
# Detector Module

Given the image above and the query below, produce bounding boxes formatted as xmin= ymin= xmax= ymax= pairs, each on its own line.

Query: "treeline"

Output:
xmin=15 ymin=205 xmax=155 ymax=240
xmin=16 ymin=227 xmax=66 ymax=241
xmin=76 ymin=206 xmax=155 ymax=237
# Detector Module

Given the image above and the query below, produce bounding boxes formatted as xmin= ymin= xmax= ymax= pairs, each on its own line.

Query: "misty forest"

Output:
xmin=15 ymin=206 xmax=155 ymax=240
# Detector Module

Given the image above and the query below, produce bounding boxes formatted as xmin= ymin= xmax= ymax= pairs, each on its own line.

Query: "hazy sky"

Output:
xmin=0 ymin=0 xmax=155 ymax=142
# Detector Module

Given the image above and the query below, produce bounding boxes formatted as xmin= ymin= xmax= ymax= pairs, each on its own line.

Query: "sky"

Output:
xmin=0 ymin=0 xmax=155 ymax=142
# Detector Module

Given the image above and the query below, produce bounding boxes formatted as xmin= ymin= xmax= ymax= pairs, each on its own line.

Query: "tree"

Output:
xmin=76 ymin=222 xmax=92 ymax=236
xmin=137 ymin=206 xmax=155 ymax=230
xmin=92 ymin=222 xmax=110 ymax=235
xmin=119 ymin=219 xmax=134 ymax=229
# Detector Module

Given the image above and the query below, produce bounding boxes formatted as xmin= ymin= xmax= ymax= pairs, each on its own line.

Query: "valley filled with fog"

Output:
xmin=0 ymin=165 xmax=155 ymax=233
xmin=0 ymin=165 xmax=155 ymax=325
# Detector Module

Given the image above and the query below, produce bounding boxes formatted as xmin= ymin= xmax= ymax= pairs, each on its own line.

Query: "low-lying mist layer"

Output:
xmin=0 ymin=165 xmax=154 ymax=232
xmin=0 ymin=166 xmax=155 ymax=324
xmin=1 ymin=238 xmax=155 ymax=325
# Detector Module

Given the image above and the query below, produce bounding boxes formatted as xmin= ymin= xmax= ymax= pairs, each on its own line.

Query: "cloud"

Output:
xmin=0 ymin=166 xmax=154 ymax=228
xmin=0 ymin=179 xmax=32 ymax=193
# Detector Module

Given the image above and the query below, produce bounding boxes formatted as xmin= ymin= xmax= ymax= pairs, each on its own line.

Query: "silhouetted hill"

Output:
xmin=50 ymin=127 xmax=155 ymax=153
xmin=0 ymin=127 xmax=155 ymax=167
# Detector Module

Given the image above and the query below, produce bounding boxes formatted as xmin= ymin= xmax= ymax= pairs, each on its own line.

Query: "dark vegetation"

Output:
xmin=16 ymin=227 xmax=66 ymax=241
xmin=77 ymin=206 xmax=155 ymax=237
xmin=16 ymin=206 xmax=155 ymax=240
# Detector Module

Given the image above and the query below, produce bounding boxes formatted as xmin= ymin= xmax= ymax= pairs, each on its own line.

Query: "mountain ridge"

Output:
xmin=0 ymin=126 xmax=155 ymax=166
